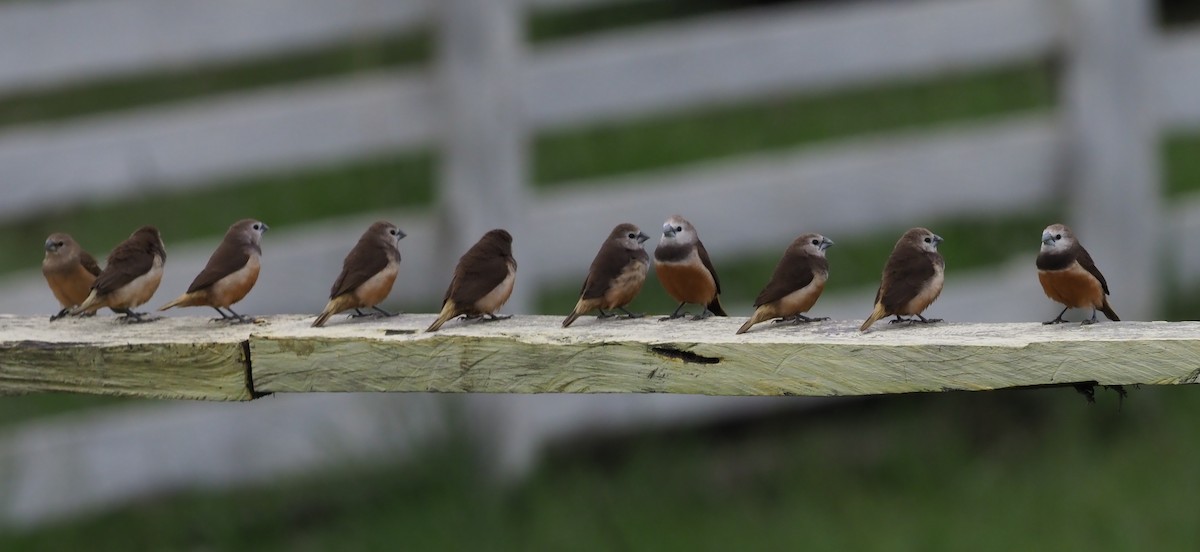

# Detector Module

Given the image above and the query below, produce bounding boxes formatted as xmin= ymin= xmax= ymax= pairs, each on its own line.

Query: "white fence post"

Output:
xmin=1059 ymin=0 xmax=1160 ymax=320
xmin=434 ymin=0 xmax=531 ymax=313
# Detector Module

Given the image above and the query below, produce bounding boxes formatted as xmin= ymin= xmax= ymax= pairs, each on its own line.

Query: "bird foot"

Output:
xmin=49 ymin=308 xmax=70 ymax=322
xmin=1080 ymin=318 xmax=1098 ymax=326
xmin=658 ymin=313 xmax=689 ymax=321
xmin=914 ymin=317 xmax=943 ymax=325
xmin=618 ymin=312 xmax=644 ymax=319
xmin=119 ymin=313 xmax=160 ymax=324
xmin=887 ymin=317 xmax=911 ymax=325
xmin=213 ymin=316 xmax=255 ymax=325
xmin=348 ymin=310 xmax=378 ymax=319
xmin=596 ymin=312 xmax=617 ymax=319
xmin=791 ymin=315 xmax=829 ymax=325
xmin=1042 ymin=317 xmax=1069 ymax=325
xmin=689 ymin=312 xmax=713 ymax=321
xmin=483 ymin=314 xmax=512 ymax=322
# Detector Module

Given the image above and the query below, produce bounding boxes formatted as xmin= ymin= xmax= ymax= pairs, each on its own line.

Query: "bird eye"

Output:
xmin=628 ymin=233 xmax=636 ymax=239
xmin=924 ymin=237 xmax=932 ymax=243
xmin=253 ymin=224 xmax=260 ymax=230
xmin=1055 ymin=234 xmax=1061 ymax=240
xmin=390 ymin=229 xmax=397 ymax=235
xmin=675 ymin=226 xmax=682 ymax=232
xmin=811 ymin=239 xmax=819 ymax=246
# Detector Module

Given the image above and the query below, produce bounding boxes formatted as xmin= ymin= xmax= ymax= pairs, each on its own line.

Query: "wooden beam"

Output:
xmin=4 ymin=315 xmax=1200 ymax=400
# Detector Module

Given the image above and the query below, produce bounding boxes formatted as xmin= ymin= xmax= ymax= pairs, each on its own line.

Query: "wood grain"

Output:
xmin=4 ymin=315 xmax=1200 ymax=400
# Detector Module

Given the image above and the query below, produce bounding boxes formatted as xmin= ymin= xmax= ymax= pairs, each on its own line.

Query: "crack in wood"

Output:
xmin=650 ymin=346 xmax=720 ymax=365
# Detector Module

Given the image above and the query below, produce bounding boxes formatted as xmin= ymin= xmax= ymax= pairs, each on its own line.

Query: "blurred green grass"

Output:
xmin=5 ymin=387 xmax=1195 ymax=550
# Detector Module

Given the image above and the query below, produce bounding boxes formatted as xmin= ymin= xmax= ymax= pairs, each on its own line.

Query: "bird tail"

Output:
xmin=707 ymin=296 xmax=728 ymax=317
xmin=1100 ymin=300 xmax=1119 ymax=322
xmin=426 ymin=301 xmax=457 ymax=332
xmin=69 ymin=290 xmax=102 ymax=316
xmin=158 ymin=292 xmax=194 ymax=312
xmin=559 ymin=297 xmax=588 ymax=328
xmin=312 ymin=295 xmax=354 ymax=328
xmin=735 ymin=309 xmax=769 ymax=335
xmin=859 ymin=303 xmax=887 ymax=332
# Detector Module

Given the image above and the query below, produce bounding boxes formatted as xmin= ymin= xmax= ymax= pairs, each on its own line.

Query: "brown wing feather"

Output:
xmin=1073 ymin=245 xmax=1110 ymax=296
xmin=448 ymin=251 xmax=511 ymax=305
xmin=187 ymin=240 xmax=253 ymax=293
xmin=754 ymin=251 xmax=823 ymax=307
xmin=695 ymin=240 xmax=722 ymax=294
xmin=94 ymin=241 xmax=156 ymax=294
xmin=330 ymin=241 xmax=390 ymax=299
xmin=879 ymin=248 xmax=936 ymax=312
xmin=580 ymin=243 xmax=642 ymax=300
xmin=80 ymin=251 xmax=102 ymax=277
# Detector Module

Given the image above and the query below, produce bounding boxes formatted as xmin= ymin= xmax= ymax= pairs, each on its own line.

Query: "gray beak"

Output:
xmin=820 ymin=237 xmax=834 ymax=251
xmin=261 ymin=223 xmax=270 ymax=233
xmin=1041 ymin=232 xmax=1054 ymax=246
xmin=396 ymin=229 xmax=408 ymax=240
xmin=662 ymin=222 xmax=676 ymax=238
xmin=932 ymin=234 xmax=944 ymax=245
xmin=44 ymin=239 xmax=57 ymax=252
xmin=636 ymin=231 xmax=650 ymax=244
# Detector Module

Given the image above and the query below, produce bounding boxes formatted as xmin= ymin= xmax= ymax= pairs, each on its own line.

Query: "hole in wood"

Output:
xmin=650 ymin=346 xmax=720 ymax=364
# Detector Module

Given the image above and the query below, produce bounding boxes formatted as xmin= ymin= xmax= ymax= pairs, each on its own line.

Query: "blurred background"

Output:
xmin=3 ymin=0 xmax=1200 ymax=548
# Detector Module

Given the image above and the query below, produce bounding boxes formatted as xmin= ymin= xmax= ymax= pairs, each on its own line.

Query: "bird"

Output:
xmin=860 ymin=227 xmax=944 ymax=332
xmin=158 ymin=219 xmax=268 ymax=323
xmin=737 ymin=233 xmax=834 ymax=335
xmin=426 ymin=229 xmax=517 ymax=332
xmin=312 ymin=221 xmax=406 ymax=328
xmin=70 ymin=225 xmax=167 ymax=322
xmin=42 ymin=233 xmax=103 ymax=321
xmin=562 ymin=223 xmax=650 ymax=328
xmin=1036 ymin=223 xmax=1119 ymax=325
xmin=653 ymin=215 xmax=727 ymax=320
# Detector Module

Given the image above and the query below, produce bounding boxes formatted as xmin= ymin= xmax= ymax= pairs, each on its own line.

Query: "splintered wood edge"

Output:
xmin=3 ymin=315 xmax=1200 ymax=400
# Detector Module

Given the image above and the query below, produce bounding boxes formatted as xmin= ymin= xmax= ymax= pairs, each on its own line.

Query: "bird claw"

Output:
xmin=119 ymin=313 xmax=160 ymax=324
xmin=618 ymin=312 xmax=644 ymax=319
xmin=49 ymin=309 xmax=70 ymax=322
xmin=790 ymin=315 xmax=828 ymax=325
xmin=659 ymin=313 xmax=688 ymax=321
xmin=1043 ymin=318 xmax=1068 ymax=325
xmin=689 ymin=312 xmax=713 ymax=321
xmin=915 ymin=318 xmax=943 ymax=324
xmin=1080 ymin=318 xmax=1097 ymax=326
xmin=887 ymin=317 xmax=911 ymax=325
xmin=483 ymin=314 xmax=512 ymax=322
xmin=596 ymin=311 xmax=617 ymax=319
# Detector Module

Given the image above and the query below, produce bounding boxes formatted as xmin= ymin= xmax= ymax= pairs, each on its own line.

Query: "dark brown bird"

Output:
xmin=860 ymin=227 xmax=944 ymax=332
xmin=653 ymin=215 xmax=727 ymax=320
xmin=426 ymin=229 xmax=517 ymax=332
xmin=312 ymin=221 xmax=406 ymax=328
xmin=737 ymin=233 xmax=834 ymax=335
xmin=159 ymin=219 xmax=268 ymax=323
xmin=562 ymin=223 xmax=650 ymax=328
xmin=71 ymin=226 xmax=167 ymax=322
xmin=42 ymin=233 xmax=102 ymax=321
xmin=1036 ymin=223 xmax=1118 ymax=325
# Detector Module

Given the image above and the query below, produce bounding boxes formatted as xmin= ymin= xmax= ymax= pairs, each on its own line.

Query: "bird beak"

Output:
xmin=261 ymin=223 xmax=270 ymax=233
xmin=636 ymin=231 xmax=650 ymax=244
xmin=820 ymin=237 xmax=834 ymax=251
xmin=1041 ymin=232 xmax=1054 ymax=246
xmin=661 ymin=222 xmax=676 ymax=238
xmin=44 ymin=239 xmax=57 ymax=252
xmin=396 ymin=229 xmax=407 ymax=240
xmin=932 ymin=234 xmax=944 ymax=245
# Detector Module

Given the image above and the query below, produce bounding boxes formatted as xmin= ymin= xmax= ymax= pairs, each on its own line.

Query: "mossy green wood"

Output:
xmin=250 ymin=316 xmax=1200 ymax=396
xmin=0 ymin=316 xmax=250 ymax=400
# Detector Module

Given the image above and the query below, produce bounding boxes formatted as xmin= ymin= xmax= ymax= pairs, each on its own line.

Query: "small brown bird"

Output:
xmin=654 ymin=215 xmax=727 ymax=320
xmin=562 ymin=223 xmax=650 ymax=328
xmin=71 ymin=226 xmax=167 ymax=322
xmin=737 ymin=233 xmax=834 ymax=335
xmin=860 ymin=228 xmax=944 ymax=332
xmin=159 ymin=219 xmax=268 ymax=323
xmin=426 ymin=229 xmax=517 ymax=332
xmin=42 ymin=233 xmax=102 ymax=321
xmin=312 ymin=221 xmax=406 ymax=328
xmin=1036 ymin=223 xmax=1119 ymax=325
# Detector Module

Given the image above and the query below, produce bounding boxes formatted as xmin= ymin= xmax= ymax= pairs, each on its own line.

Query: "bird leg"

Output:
xmin=690 ymin=308 xmax=714 ymax=321
xmin=224 ymin=307 xmax=255 ymax=324
xmin=1043 ymin=307 xmax=1070 ymax=325
xmin=887 ymin=315 xmax=910 ymax=325
xmin=616 ymin=307 xmax=644 ymax=319
xmin=791 ymin=314 xmax=829 ymax=324
xmin=349 ymin=308 xmax=373 ymax=319
xmin=115 ymin=309 xmax=158 ymax=324
xmin=1081 ymin=309 xmax=1099 ymax=326
xmin=659 ymin=303 xmax=690 ymax=321
xmin=596 ymin=309 xmax=617 ymax=319
xmin=913 ymin=314 xmax=943 ymax=324
xmin=482 ymin=313 xmax=512 ymax=322
xmin=372 ymin=306 xmax=399 ymax=318
xmin=49 ymin=308 xmax=71 ymax=322
xmin=210 ymin=307 xmax=235 ymax=322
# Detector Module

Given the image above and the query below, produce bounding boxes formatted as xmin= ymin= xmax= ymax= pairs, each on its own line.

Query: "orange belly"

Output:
xmin=1039 ymin=264 xmax=1104 ymax=309
xmin=44 ymin=266 xmax=96 ymax=308
xmin=655 ymin=261 xmax=716 ymax=305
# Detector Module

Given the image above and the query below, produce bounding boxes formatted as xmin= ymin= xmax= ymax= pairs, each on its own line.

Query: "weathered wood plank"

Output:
xmin=249 ymin=315 xmax=1200 ymax=396
xmin=0 ymin=315 xmax=251 ymax=401
xmin=4 ymin=315 xmax=1199 ymax=400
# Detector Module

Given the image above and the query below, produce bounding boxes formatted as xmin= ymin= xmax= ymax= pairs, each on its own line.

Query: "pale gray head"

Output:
xmin=1040 ymin=223 xmax=1075 ymax=253
xmin=368 ymin=221 xmax=407 ymax=248
xmin=44 ymin=232 xmax=78 ymax=256
xmin=659 ymin=215 xmax=698 ymax=247
xmin=230 ymin=219 xmax=269 ymax=247
xmin=609 ymin=223 xmax=649 ymax=250
xmin=901 ymin=227 xmax=943 ymax=253
xmin=794 ymin=233 xmax=834 ymax=257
